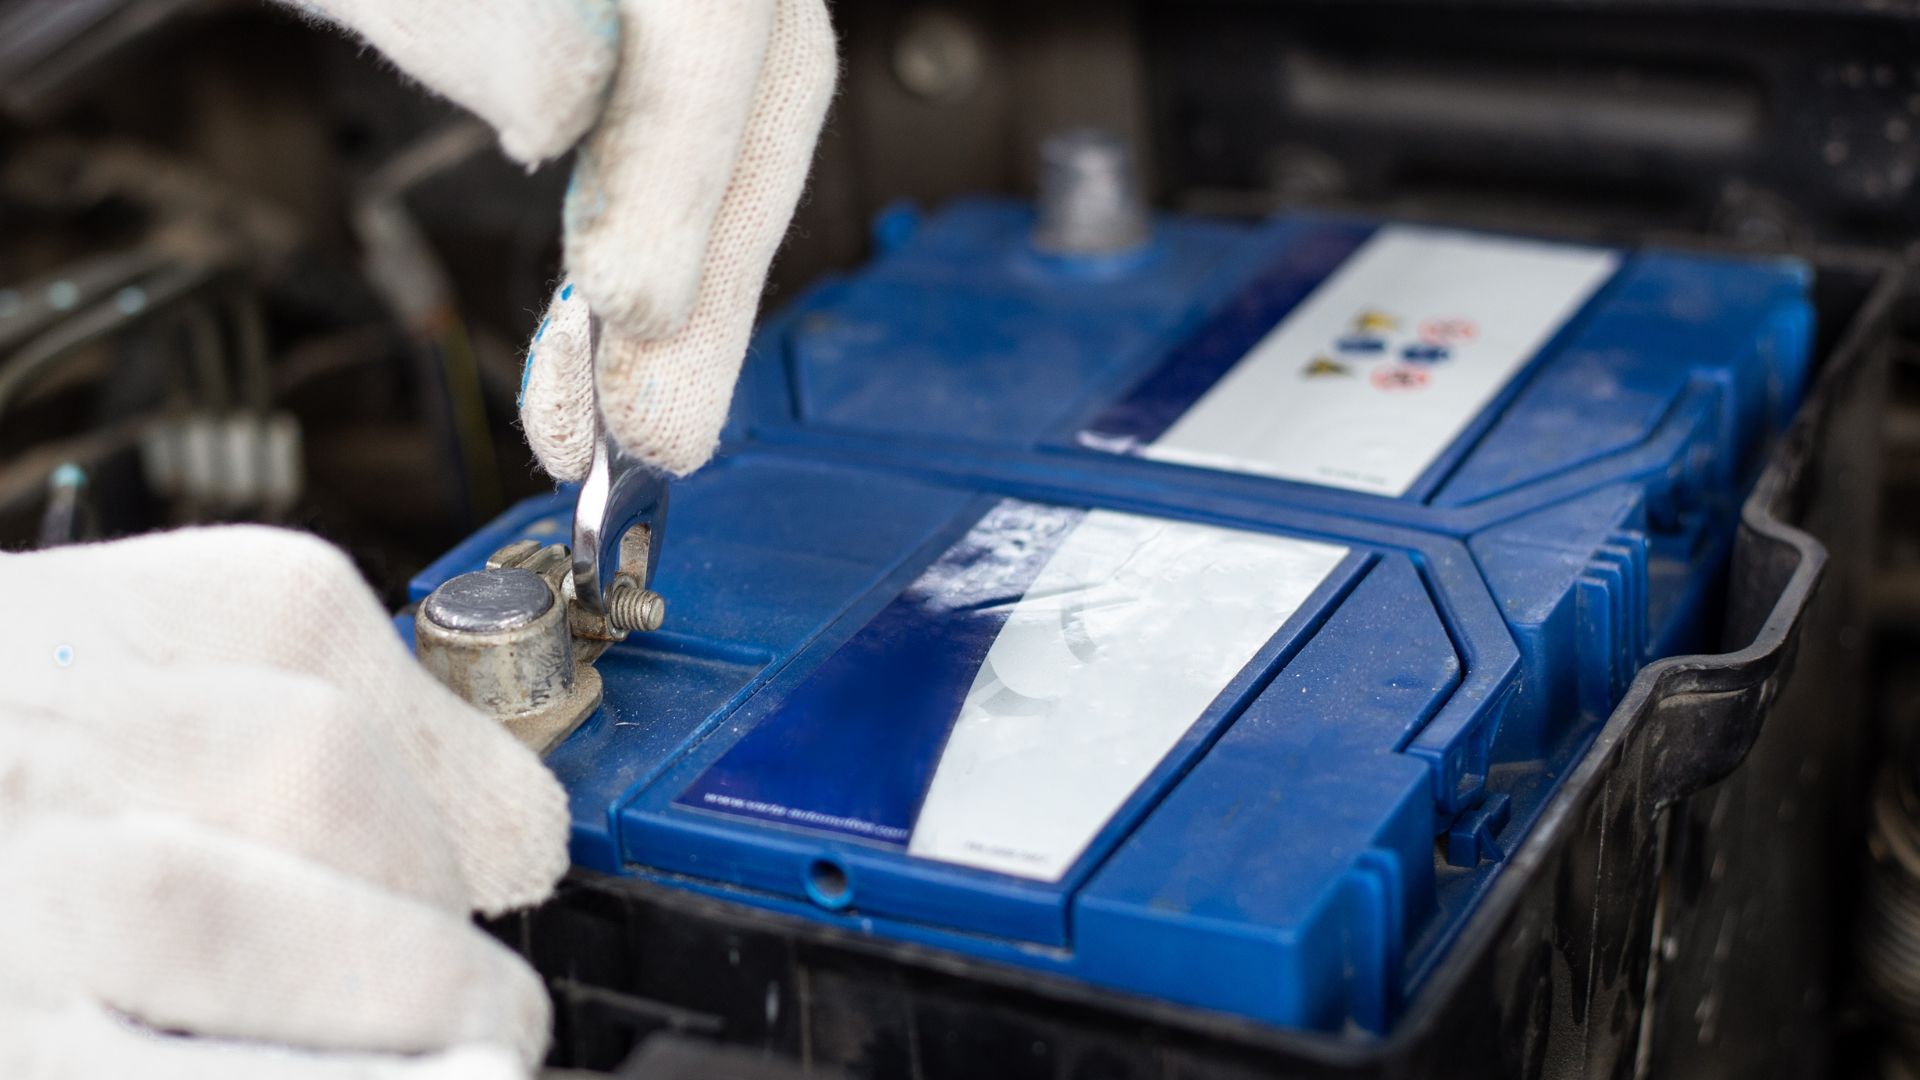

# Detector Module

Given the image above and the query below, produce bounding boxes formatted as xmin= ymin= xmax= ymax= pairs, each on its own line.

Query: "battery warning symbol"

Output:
xmin=1419 ymin=316 xmax=1478 ymax=346
xmin=1353 ymin=310 xmax=1400 ymax=334
xmin=1371 ymin=365 xmax=1430 ymax=392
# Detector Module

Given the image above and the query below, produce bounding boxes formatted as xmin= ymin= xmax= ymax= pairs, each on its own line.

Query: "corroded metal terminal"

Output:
xmin=415 ymin=536 xmax=656 ymax=754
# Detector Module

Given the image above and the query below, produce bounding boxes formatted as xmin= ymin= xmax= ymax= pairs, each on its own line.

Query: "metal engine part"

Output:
xmin=1862 ymin=736 xmax=1920 ymax=1071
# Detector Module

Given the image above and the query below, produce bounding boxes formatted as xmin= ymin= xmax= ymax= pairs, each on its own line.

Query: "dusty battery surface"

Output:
xmin=730 ymin=201 xmax=1814 ymax=810
xmin=747 ymin=202 xmax=1809 ymax=530
xmin=409 ymin=205 xmax=1810 ymax=1035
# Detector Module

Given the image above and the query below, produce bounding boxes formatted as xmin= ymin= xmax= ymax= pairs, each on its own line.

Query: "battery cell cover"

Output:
xmin=744 ymin=201 xmax=1810 ymax=532
xmin=728 ymin=201 xmax=1813 ymax=806
xmin=410 ymin=206 xmax=1811 ymax=1037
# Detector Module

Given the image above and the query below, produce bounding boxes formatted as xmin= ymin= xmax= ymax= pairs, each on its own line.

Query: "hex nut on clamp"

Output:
xmin=415 ymin=566 xmax=604 ymax=754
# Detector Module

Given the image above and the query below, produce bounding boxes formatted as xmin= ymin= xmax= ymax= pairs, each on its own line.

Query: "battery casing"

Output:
xmin=410 ymin=205 xmax=1811 ymax=1034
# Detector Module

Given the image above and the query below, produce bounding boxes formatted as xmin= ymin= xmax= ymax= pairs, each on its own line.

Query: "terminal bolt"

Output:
xmin=1033 ymin=128 xmax=1150 ymax=257
xmin=608 ymin=579 xmax=666 ymax=633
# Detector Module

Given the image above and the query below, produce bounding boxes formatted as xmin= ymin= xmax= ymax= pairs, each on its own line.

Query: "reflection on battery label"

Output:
xmin=678 ymin=499 xmax=1347 ymax=881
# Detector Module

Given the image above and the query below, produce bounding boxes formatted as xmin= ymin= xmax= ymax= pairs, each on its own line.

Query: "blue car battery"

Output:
xmin=407 ymin=203 xmax=1812 ymax=1037
xmin=409 ymin=456 xmax=1770 ymax=1034
xmin=724 ymin=199 xmax=1813 ymax=797
xmin=411 ymin=453 xmax=1534 ymax=1033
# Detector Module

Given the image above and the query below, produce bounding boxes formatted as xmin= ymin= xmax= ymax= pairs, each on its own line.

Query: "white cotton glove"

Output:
xmin=285 ymin=0 xmax=841 ymax=478
xmin=0 ymin=527 xmax=570 ymax=1079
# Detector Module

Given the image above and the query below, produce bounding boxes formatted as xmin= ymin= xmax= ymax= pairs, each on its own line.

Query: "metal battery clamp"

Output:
xmin=415 ymin=314 xmax=670 ymax=752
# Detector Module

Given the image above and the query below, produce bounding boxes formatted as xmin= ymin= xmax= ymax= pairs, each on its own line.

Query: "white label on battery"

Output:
xmin=906 ymin=510 xmax=1347 ymax=881
xmin=1141 ymin=226 xmax=1620 ymax=497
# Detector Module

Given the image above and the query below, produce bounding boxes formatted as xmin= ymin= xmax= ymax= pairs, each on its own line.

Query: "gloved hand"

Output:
xmin=0 ymin=527 xmax=570 ymax=1078
xmin=284 ymin=0 xmax=840 ymax=479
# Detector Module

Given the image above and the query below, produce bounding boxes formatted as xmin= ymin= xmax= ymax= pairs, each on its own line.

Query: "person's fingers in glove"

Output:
xmin=0 ymin=527 xmax=574 ymax=1076
xmin=1 ymin=527 xmax=568 ymax=915
xmin=12 ymin=1003 xmax=526 ymax=1080
xmin=522 ymin=0 xmax=840 ymax=478
xmin=518 ymin=281 xmax=596 ymax=479
xmin=283 ymin=0 xmax=839 ymax=478
xmin=1 ymin=662 xmax=468 ymax=911
xmin=0 ymin=817 xmax=549 ymax=1064
xmin=563 ymin=0 xmax=780 ymax=339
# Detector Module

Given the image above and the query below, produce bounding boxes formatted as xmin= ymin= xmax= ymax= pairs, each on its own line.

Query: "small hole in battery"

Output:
xmin=806 ymin=858 xmax=852 ymax=910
